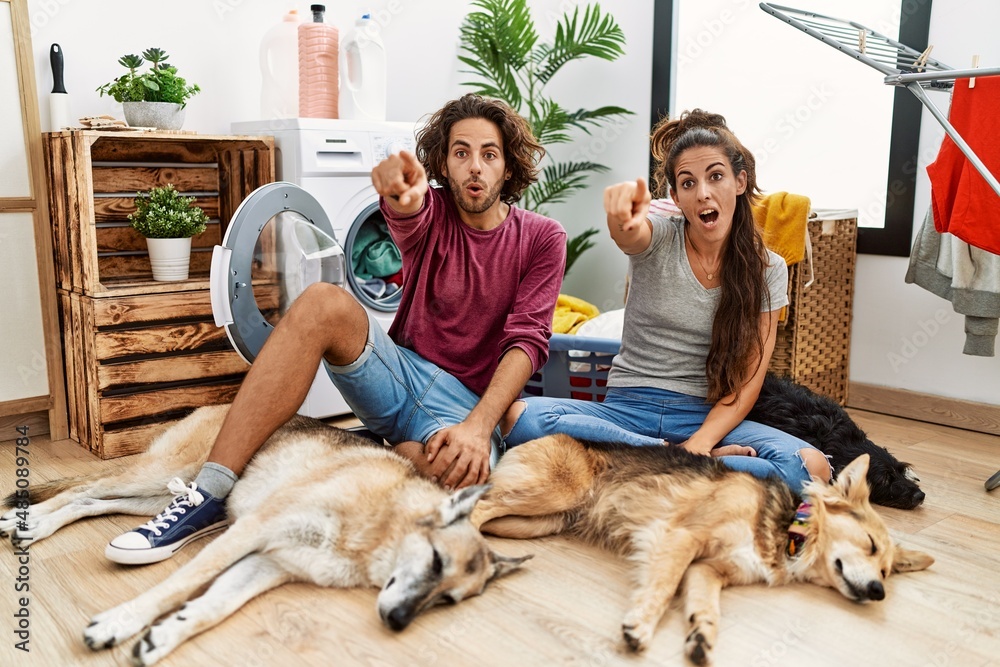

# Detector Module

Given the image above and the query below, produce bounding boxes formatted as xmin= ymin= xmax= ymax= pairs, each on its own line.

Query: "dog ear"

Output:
xmin=437 ymin=484 xmax=492 ymax=527
xmin=488 ymin=551 xmax=532 ymax=581
xmin=833 ymin=454 xmax=872 ymax=505
xmin=892 ymin=544 xmax=934 ymax=573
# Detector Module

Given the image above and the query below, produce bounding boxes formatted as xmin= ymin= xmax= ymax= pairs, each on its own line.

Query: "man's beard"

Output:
xmin=447 ymin=176 xmax=504 ymax=214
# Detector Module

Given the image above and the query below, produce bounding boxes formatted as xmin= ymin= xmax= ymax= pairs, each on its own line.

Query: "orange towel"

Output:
xmin=753 ymin=192 xmax=811 ymax=266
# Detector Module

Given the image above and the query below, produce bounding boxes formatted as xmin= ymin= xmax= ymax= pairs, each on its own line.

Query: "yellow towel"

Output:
xmin=753 ymin=192 xmax=811 ymax=266
xmin=552 ymin=294 xmax=600 ymax=334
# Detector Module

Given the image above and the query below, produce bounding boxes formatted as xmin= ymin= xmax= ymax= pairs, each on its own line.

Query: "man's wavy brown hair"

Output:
xmin=650 ymin=109 xmax=771 ymax=404
xmin=415 ymin=94 xmax=544 ymax=205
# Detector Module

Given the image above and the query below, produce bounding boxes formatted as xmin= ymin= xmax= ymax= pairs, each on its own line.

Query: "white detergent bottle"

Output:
xmin=259 ymin=10 xmax=302 ymax=120
xmin=339 ymin=13 xmax=387 ymax=121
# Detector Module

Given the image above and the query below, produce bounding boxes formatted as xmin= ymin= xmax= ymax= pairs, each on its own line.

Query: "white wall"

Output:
xmin=24 ymin=0 xmax=998 ymax=405
xmin=671 ymin=0 xmax=998 ymax=406
xmin=851 ymin=0 xmax=1000 ymax=404
xmin=25 ymin=0 xmax=651 ymax=311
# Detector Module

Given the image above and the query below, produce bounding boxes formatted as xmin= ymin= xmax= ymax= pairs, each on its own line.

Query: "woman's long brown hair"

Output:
xmin=650 ymin=110 xmax=771 ymax=404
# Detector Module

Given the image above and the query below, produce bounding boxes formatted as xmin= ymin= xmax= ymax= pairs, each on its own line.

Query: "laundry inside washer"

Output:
xmin=347 ymin=210 xmax=403 ymax=306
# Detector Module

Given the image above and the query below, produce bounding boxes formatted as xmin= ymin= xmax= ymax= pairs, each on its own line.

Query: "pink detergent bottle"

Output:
xmin=298 ymin=4 xmax=339 ymax=118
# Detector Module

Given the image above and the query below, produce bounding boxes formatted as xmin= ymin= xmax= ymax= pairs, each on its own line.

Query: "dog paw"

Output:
xmin=0 ymin=514 xmax=22 ymax=539
xmin=621 ymin=611 xmax=654 ymax=652
xmin=9 ymin=521 xmax=55 ymax=548
xmin=684 ymin=628 xmax=713 ymax=666
xmin=84 ymin=606 xmax=146 ymax=651
xmin=130 ymin=627 xmax=168 ymax=667
xmin=129 ymin=615 xmax=189 ymax=667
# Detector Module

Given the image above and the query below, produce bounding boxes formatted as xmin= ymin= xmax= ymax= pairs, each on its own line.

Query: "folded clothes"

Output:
xmin=553 ymin=294 xmax=600 ymax=334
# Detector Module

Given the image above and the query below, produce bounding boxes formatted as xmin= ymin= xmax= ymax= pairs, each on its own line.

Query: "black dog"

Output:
xmin=749 ymin=374 xmax=925 ymax=509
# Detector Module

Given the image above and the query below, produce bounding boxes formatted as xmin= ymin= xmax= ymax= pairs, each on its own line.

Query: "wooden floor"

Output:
xmin=1 ymin=410 xmax=998 ymax=667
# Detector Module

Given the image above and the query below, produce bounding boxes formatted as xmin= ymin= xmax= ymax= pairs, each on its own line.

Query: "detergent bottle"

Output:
xmin=298 ymin=4 xmax=339 ymax=119
xmin=339 ymin=13 xmax=387 ymax=122
xmin=259 ymin=10 xmax=302 ymax=119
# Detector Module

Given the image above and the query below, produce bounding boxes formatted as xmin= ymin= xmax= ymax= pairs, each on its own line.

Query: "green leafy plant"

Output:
xmin=129 ymin=185 xmax=209 ymax=239
xmin=458 ymin=0 xmax=632 ymax=276
xmin=97 ymin=48 xmax=201 ymax=106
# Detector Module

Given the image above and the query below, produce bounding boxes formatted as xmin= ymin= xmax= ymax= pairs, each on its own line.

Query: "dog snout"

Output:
xmin=910 ymin=490 xmax=925 ymax=507
xmin=383 ymin=606 xmax=414 ymax=632
xmin=866 ymin=580 xmax=885 ymax=601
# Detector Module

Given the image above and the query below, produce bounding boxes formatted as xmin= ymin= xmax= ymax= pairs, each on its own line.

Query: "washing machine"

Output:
xmin=213 ymin=119 xmax=417 ymax=418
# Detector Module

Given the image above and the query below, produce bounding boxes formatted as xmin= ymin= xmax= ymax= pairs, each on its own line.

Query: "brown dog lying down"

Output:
xmin=471 ymin=435 xmax=933 ymax=665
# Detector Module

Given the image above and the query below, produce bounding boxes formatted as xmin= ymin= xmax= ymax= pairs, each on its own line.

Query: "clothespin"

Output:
xmin=858 ymin=29 xmax=866 ymax=54
xmin=970 ymin=55 xmax=980 ymax=88
xmin=914 ymin=45 xmax=934 ymax=72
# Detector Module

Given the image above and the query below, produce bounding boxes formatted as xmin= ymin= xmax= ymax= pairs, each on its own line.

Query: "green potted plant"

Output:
xmin=458 ymin=0 xmax=632 ymax=276
xmin=129 ymin=184 xmax=209 ymax=281
xmin=97 ymin=48 xmax=201 ymax=130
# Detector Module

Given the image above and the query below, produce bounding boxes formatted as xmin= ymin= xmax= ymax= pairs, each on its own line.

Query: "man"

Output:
xmin=106 ymin=94 xmax=568 ymax=564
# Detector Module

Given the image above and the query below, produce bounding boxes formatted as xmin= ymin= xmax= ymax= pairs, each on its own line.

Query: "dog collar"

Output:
xmin=786 ymin=502 xmax=811 ymax=558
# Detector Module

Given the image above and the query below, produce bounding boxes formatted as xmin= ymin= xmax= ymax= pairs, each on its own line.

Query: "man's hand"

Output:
xmin=371 ymin=150 xmax=428 ymax=214
xmin=424 ymin=420 xmax=492 ymax=490
xmin=605 ymin=178 xmax=652 ymax=254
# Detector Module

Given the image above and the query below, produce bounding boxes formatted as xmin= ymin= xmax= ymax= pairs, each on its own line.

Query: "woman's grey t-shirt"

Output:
xmin=606 ymin=214 xmax=789 ymax=398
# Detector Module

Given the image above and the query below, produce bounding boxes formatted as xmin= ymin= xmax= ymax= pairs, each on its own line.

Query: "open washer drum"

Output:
xmin=211 ymin=181 xmax=403 ymax=418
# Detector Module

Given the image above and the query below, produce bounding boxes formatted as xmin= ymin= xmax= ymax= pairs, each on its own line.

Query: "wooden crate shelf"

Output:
xmin=44 ymin=131 xmax=273 ymax=296
xmin=43 ymin=131 xmax=276 ymax=457
xmin=59 ymin=289 xmax=256 ymax=458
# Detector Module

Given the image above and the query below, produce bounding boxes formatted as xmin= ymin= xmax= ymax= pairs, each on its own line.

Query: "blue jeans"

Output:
xmin=324 ymin=314 xmax=503 ymax=468
xmin=504 ymin=386 xmax=825 ymax=493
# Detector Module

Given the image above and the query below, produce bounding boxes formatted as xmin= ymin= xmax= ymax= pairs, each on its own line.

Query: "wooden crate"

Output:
xmin=44 ymin=131 xmax=273 ymax=296
xmin=42 ymin=132 xmax=277 ymax=456
xmin=768 ymin=215 xmax=858 ymax=405
xmin=56 ymin=287 xmax=278 ymax=458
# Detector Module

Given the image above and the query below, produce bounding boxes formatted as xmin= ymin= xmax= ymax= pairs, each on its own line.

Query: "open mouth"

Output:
xmin=698 ymin=209 xmax=719 ymax=224
xmin=467 ymin=183 xmax=484 ymax=196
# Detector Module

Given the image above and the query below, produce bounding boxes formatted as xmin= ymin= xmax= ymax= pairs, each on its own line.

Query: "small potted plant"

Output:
xmin=97 ymin=48 xmax=201 ymax=130
xmin=129 ymin=184 xmax=209 ymax=281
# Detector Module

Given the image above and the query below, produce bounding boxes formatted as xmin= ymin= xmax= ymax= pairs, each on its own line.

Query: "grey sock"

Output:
xmin=194 ymin=463 xmax=238 ymax=499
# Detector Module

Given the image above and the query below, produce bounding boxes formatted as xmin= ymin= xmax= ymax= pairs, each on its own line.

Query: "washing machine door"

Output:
xmin=210 ymin=182 xmax=346 ymax=364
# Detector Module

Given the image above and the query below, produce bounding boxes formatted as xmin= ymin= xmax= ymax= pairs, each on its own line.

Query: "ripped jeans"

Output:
xmin=504 ymin=386 xmax=824 ymax=493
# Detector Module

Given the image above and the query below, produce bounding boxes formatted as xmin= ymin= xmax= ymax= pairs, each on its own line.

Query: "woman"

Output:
xmin=500 ymin=110 xmax=830 ymax=492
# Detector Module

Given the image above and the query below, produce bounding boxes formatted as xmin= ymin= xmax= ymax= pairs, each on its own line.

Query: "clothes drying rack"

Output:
xmin=761 ymin=3 xmax=1000 ymax=493
xmin=759 ymin=3 xmax=1000 ymax=200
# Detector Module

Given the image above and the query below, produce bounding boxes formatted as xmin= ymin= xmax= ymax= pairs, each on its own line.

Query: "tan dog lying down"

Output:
xmin=470 ymin=435 xmax=933 ymax=665
xmin=0 ymin=406 xmax=528 ymax=666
